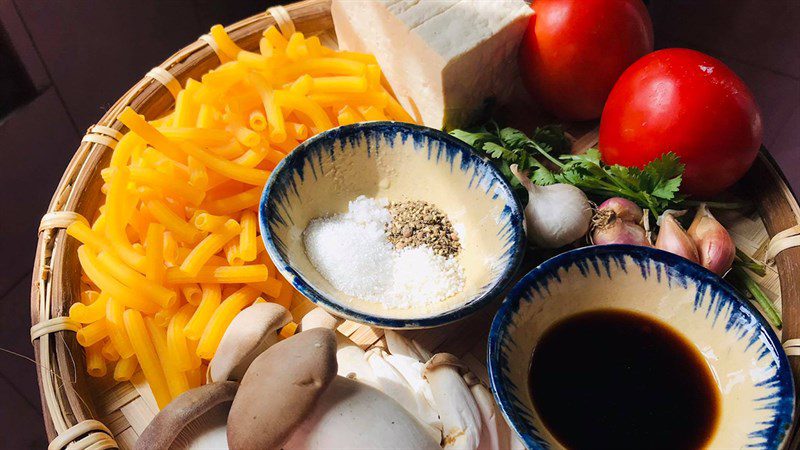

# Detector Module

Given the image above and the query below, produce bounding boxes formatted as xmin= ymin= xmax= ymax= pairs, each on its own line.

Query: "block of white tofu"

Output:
xmin=331 ymin=0 xmax=533 ymax=130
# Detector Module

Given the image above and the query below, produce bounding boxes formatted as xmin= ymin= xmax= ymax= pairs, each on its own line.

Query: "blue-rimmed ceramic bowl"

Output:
xmin=489 ymin=245 xmax=795 ymax=449
xmin=259 ymin=122 xmax=525 ymax=328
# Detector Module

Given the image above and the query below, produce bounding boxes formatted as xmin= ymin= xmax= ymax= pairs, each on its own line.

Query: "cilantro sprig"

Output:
xmin=451 ymin=122 xmax=685 ymax=215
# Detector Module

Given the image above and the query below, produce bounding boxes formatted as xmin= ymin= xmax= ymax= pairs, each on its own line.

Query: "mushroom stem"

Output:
xmin=463 ymin=372 xmax=508 ymax=450
xmin=367 ymin=348 xmax=443 ymax=442
xmin=424 ymin=354 xmax=482 ymax=450
xmin=335 ymin=333 xmax=378 ymax=387
xmin=385 ymin=329 xmax=427 ymax=362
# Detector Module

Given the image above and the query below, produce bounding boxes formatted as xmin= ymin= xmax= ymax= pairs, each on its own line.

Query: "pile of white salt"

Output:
xmin=303 ymin=196 xmax=464 ymax=308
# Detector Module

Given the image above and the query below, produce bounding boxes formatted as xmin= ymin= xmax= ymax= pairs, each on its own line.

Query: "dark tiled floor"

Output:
xmin=0 ymin=0 xmax=798 ymax=446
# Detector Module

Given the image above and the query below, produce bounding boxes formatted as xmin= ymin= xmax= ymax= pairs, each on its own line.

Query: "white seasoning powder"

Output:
xmin=304 ymin=197 xmax=394 ymax=300
xmin=303 ymin=196 xmax=465 ymax=308
xmin=387 ymin=246 xmax=464 ymax=306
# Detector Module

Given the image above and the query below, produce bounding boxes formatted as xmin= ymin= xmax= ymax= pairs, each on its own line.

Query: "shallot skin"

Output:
xmin=655 ymin=213 xmax=699 ymax=263
xmin=592 ymin=218 xmax=650 ymax=246
xmin=592 ymin=198 xmax=650 ymax=247
xmin=597 ymin=197 xmax=643 ymax=223
xmin=688 ymin=204 xmax=735 ymax=275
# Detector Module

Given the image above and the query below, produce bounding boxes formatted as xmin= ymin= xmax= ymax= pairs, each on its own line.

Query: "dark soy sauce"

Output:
xmin=529 ymin=309 xmax=720 ymax=450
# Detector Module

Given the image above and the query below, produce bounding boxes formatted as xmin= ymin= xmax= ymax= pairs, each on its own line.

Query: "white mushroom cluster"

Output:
xmin=136 ymin=306 xmax=522 ymax=450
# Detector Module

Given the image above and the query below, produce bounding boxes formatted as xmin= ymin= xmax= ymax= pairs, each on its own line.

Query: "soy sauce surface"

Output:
xmin=529 ymin=309 xmax=719 ymax=450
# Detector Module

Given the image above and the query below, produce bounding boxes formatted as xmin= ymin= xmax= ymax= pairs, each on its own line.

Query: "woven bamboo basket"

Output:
xmin=29 ymin=1 xmax=800 ymax=448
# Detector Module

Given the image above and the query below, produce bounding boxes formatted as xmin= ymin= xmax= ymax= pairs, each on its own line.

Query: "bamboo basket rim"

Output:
xmin=29 ymin=0 xmax=800 ymax=448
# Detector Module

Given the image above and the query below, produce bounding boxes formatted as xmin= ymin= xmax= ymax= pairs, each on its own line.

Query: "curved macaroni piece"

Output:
xmin=273 ymin=89 xmax=333 ymax=132
xmin=181 ymin=283 xmax=203 ymax=306
xmin=86 ymin=342 xmax=107 ymax=378
xmin=203 ymin=186 xmax=262 ymax=216
xmin=209 ymin=24 xmax=243 ymax=59
xmin=144 ymin=223 xmax=166 ymax=284
xmin=106 ymin=297 xmax=135 ymax=359
xmin=166 ymin=264 xmax=268 ymax=284
xmin=113 ymin=356 xmax=138 ymax=382
xmin=248 ymin=110 xmax=267 ymax=131
xmin=224 ymin=240 xmax=243 ymax=266
xmin=123 ymin=309 xmax=171 ymax=408
xmin=146 ymin=199 xmax=203 ymax=244
xmin=192 ymin=211 xmax=230 ymax=233
xmin=101 ymin=340 xmax=120 ymax=361
xmin=69 ymin=292 xmax=109 ymax=324
xmin=96 ymin=251 xmax=176 ymax=308
xmin=76 ymin=320 xmax=108 ymax=347
xmin=180 ymin=219 xmax=240 ymax=276
xmin=167 ymin=304 xmax=200 ymax=371
xmin=184 ymin=283 xmax=222 ymax=341
xmin=238 ymin=211 xmax=257 ymax=263
xmin=145 ymin=316 xmax=190 ymax=400
xmin=78 ymin=246 xmax=159 ymax=314
xmin=196 ymin=285 xmax=260 ymax=359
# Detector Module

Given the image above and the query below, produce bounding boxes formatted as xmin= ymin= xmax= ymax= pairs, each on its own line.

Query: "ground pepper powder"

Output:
xmin=386 ymin=200 xmax=461 ymax=257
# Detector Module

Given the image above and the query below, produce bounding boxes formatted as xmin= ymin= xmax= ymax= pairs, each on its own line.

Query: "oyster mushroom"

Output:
xmin=424 ymin=353 xmax=482 ymax=450
xmin=284 ymin=376 xmax=441 ymax=450
xmin=385 ymin=329 xmax=429 ymax=361
xmin=298 ymin=307 xmax=377 ymax=387
xmin=135 ymin=381 xmax=238 ymax=450
xmin=227 ymin=328 xmax=338 ymax=449
xmin=335 ymin=333 xmax=378 ymax=387
xmin=367 ymin=348 xmax=442 ymax=442
xmin=463 ymin=372 xmax=508 ymax=450
xmin=208 ymin=303 xmax=292 ymax=382
xmin=299 ymin=307 xmax=342 ymax=331
xmin=382 ymin=330 xmax=443 ymax=439
xmin=413 ymin=340 xmax=433 ymax=362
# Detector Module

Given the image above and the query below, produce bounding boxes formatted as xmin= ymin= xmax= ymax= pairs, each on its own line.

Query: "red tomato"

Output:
xmin=599 ymin=49 xmax=763 ymax=197
xmin=519 ymin=0 xmax=653 ymax=121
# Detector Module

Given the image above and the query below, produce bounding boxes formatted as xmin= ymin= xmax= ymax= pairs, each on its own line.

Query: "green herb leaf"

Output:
xmin=450 ymin=123 xmax=687 ymax=215
xmin=531 ymin=163 xmax=556 ymax=185
xmin=483 ymin=142 xmax=507 ymax=159
xmin=498 ymin=127 xmax=530 ymax=149
xmin=449 ymin=129 xmax=494 ymax=147
xmin=645 ymin=152 xmax=683 ymax=180
xmin=651 ymin=176 xmax=683 ymax=200
xmin=531 ymin=125 xmax=571 ymax=154
xmin=561 ymin=148 xmax=602 ymax=166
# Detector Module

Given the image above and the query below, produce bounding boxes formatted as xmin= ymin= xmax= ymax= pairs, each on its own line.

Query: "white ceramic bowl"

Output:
xmin=489 ymin=245 xmax=795 ymax=449
xmin=259 ymin=122 xmax=525 ymax=328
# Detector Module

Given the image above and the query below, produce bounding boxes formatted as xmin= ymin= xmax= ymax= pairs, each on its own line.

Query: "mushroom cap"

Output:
xmin=299 ymin=307 xmax=341 ymax=331
xmin=135 ymin=381 xmax=238 ymax=450
xmin=227 ymin=328 xmax=338 ymax=450
xmin=209 ymin=302 xmax=292 ymax=382
xmin=284 ymin=376 xmax=442 ymax=450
